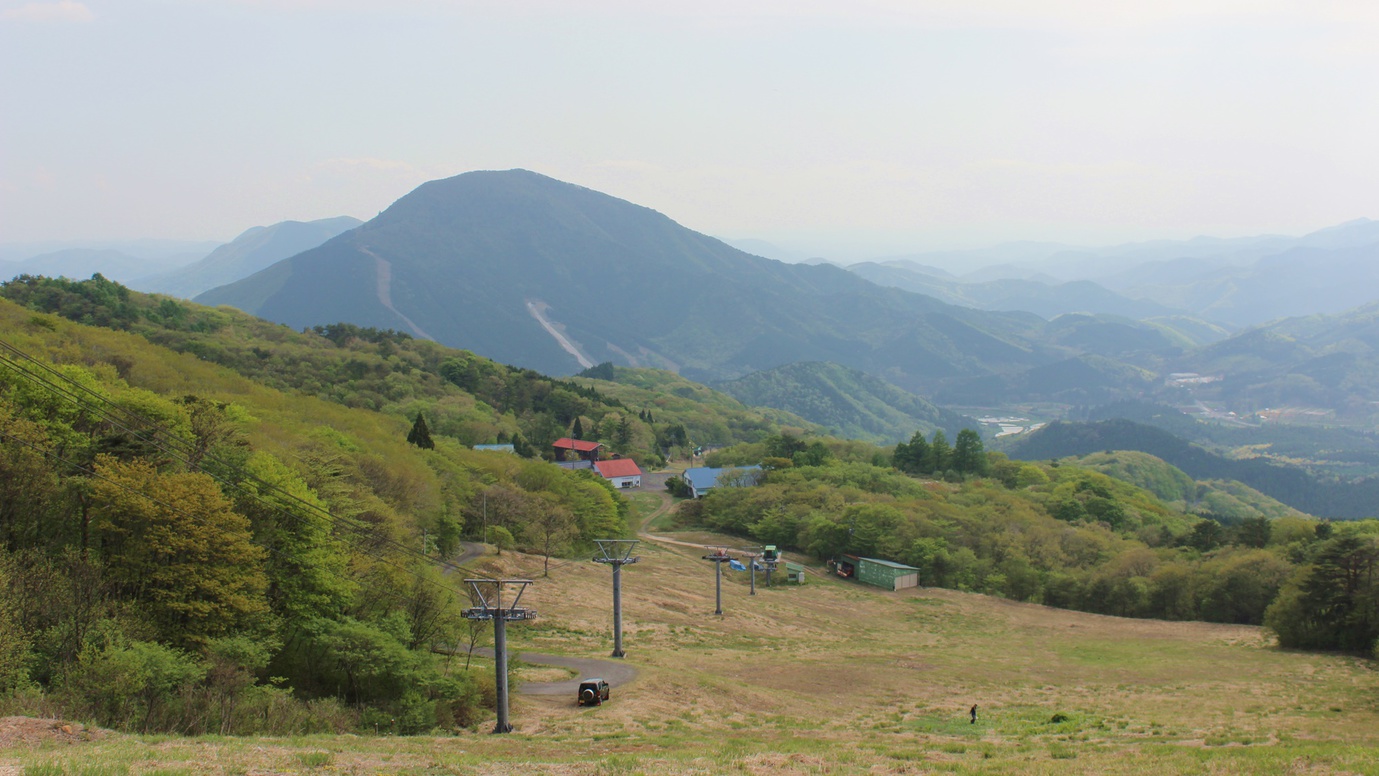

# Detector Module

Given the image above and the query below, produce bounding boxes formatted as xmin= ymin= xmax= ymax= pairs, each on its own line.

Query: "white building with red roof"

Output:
xmin=593 ymin=459 xmax=643 ymax=489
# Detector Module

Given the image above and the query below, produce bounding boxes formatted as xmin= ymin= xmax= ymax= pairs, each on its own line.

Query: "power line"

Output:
xmin=0 ymin=338 xmax=468 ymax=573
xmin=0 ymin=424 xmax=468 ymax=618
xmin=0 ymin=339 xmax=474 ymax=599
xmin=0 ymin=341 xmax=437 ymax=565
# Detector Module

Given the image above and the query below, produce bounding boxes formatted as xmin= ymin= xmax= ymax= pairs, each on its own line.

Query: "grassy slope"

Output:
xmin=13 ymin=519 xmax=1378 ymax=774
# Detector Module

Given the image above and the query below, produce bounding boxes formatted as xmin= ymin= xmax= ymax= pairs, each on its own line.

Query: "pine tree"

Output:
xmin=407 ymin=412 xmax=434 ymax=450
xmin=927 ymin=430 xmax=951 ymax=473
xmin=572 ymin=417 xmax=584 ymax=440
xmin=952 ymin=429 xmax=986 ymax=475
xmin=894 ymin=430 xmax=930 ymax=474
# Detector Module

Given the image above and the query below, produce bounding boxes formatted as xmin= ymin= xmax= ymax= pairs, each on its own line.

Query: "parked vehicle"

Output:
xmin=578 ymin=678 xmax=610 ymax=706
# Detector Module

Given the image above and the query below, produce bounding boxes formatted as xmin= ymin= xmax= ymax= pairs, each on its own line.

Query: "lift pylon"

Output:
xmin=593 ymin=539 xmax=640 ymax=657
xmin=461 ymin=578 xmax=536 ymax=733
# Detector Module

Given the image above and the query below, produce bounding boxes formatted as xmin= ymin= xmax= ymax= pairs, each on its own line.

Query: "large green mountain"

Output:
xmin=196 ymin=170 xmax=1087 ymax=393
xmin=713 ymin=361 xmax=970 ymax=443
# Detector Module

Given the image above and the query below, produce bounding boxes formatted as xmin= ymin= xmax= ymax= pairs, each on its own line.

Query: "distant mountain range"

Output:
xmin=846 ymin=260 xmax=1183 ymax=321
xmin=133 ymin=216 xmax=361 ymax=298
xmin=1164 ymin=302 xmax=1379 ymax=417
xmin=852 ymin=219 xmax=1379 ymax=327
xmin=0 ymin=247 xmax=204 ymax=286
xmin=0 ymin=238 xmax=221 ymax=267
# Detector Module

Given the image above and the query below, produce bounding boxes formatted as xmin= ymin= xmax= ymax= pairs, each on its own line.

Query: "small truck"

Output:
xmin=577 ymin=678 xmax=610 ymax=706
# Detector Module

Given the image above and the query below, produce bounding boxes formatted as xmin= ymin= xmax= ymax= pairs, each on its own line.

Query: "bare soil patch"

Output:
xmin=0 ymin=716 xmax=105 ymax=747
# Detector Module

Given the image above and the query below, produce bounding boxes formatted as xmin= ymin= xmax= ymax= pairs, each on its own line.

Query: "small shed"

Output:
xmin=846 ymin=555 xmax=920 ymax=591
xmin=784 ymin=562 xmax=807 ymax=585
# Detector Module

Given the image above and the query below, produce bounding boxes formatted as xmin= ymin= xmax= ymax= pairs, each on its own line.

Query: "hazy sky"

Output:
xmin=3 ymin=0 xmax=1377 ymax=258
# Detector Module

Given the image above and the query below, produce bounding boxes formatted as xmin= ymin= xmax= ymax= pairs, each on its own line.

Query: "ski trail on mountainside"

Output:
xmin=526 ymin=299 xmax=595 ymax=369
xmin=359 ymin=247 xmax=435 ymax=341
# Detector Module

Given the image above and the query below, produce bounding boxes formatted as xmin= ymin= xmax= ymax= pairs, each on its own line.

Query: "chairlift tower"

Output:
xmin=701 ymin=547 xmax=733 ymax=615
xmin=740 ymin=549 xmax=762 ymax=595
xmin=593 ymin=539 xmax=640 ymax=658
xmin=462 ymin=578 xmax=536 ymax=733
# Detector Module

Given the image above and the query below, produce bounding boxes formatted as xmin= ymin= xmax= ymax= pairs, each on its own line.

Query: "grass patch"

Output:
xmin=296 ymin=751 xmax=334 ymax=768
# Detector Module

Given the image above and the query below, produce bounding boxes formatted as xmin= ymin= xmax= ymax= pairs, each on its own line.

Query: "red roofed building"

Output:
xmin=553 ymin=437 xmax=603 ymax=462
xmin=593 ymin=459 xmax=643 ymax=489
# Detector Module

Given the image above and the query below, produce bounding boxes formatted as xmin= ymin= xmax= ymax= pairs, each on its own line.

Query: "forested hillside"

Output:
xmin=1 ymin=275 xmax=801 ymax=467
xmin=712 ymin=360 xmax=970 ymax=443
xmin=1010 ymin=418 xmax=1379 ymax=518
xmin=1064 ymin=450 xmax=1306 ymax=521
xmin=0 ymin=291 xmax=634 ymax=734
xmin=682 ymin=434 xmax=1379 ymax=654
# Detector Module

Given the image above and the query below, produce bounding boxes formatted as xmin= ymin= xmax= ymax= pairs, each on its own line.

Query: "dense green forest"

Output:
xmin=0 ymin=288 xmax=635 ymax=734
xmin=685 ymin=433 xmax=1379 ymax=654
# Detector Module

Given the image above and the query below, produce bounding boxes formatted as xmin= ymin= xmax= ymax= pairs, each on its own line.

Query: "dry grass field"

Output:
xmin=4 ymin=496 xmax=1379 ymax=774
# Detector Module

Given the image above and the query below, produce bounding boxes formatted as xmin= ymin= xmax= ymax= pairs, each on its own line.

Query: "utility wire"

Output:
xmin=0 ymin=425 xmax=451 ymax=615
xmin=0 ymin=341 xmax=474 ymax=599
xmin=0 ymin=339 xmax=469 ymax=574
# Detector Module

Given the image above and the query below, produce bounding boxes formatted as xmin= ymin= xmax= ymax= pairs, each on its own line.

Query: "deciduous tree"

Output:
xmin=90 ymin=456 xmax=269 ymax=648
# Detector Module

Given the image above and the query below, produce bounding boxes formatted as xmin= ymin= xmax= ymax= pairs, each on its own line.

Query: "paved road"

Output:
xmin=466 ymin=647 xmax=638 ymax=696
xmin=449 ymin=541 xmax=486 ymax=569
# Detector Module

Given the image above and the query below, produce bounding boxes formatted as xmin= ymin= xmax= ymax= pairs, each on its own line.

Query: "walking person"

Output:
xmin=970 ymin=704 xmax=978 ymax=724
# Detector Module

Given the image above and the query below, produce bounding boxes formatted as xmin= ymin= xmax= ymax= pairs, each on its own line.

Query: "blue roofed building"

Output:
xmin=473 ymin=444 xmax=515 ymax=453
xmin=683 ymin=465 xmax=763 ymax=498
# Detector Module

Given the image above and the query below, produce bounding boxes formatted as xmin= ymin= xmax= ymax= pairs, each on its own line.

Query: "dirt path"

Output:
xmin=633 ymin=475 xmax=727 ymax=553
xmin=439 ymin=541 xmax=487 ymax=576
xmin=634 ymin=477 xmax=831 ymax=579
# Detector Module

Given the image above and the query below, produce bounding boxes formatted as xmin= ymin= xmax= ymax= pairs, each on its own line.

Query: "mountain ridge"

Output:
xmin=197 ymin=169 xmax=1070 ymax=392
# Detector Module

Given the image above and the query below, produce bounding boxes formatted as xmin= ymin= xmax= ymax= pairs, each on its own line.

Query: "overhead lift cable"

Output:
xmin=0 ymin=339 xmax=473 ymax=599
xmin=0 ymin=425 xmax=445 ymax=615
